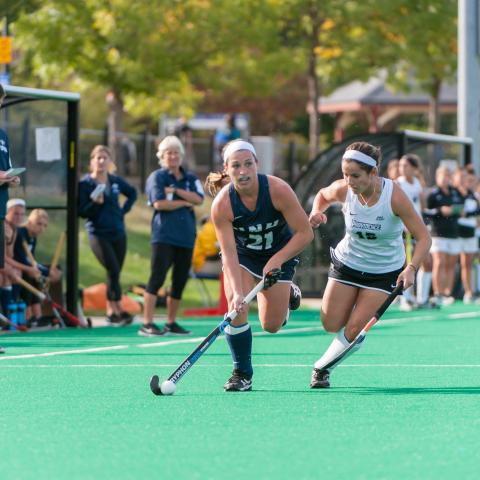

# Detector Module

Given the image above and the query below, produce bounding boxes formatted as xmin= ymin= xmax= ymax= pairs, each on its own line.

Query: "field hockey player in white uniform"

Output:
xmin=308 ymin=142 xmax=431 ymax=388
xmin=397 ymin=154 xmax=426 ymax=310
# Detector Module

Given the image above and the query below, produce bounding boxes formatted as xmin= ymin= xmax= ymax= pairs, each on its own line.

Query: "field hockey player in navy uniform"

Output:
xmin=206 ymin=140 xmax=313 ymax=391
xmin=308 ymin=142 xmax=431 ymax=388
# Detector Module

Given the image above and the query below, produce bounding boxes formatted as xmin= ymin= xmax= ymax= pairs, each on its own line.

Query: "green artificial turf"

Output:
xmin=1 ymin=303 xmax=480 ymax=479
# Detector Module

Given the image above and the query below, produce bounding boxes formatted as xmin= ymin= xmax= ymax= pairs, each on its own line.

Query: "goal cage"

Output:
xmin=1 ymin=85 xmax=80 ymax=315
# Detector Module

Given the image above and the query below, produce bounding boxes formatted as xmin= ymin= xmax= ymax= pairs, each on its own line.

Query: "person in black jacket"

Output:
xmin=78 ymin=145 xmax=137 ymax=325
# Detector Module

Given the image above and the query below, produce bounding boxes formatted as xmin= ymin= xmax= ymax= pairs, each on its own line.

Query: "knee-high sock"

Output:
xmin=416 ymin=270 xmax=432 ymax=304
xmin=314 ymin=327 xmax=365 ymax=371
xmin=225 ymin=323 xmax=253 ymax=377
xmin=0 ymin=287 xmax=12 ymax=316
xmin=403 ymin=286 xmax=415 ymax=303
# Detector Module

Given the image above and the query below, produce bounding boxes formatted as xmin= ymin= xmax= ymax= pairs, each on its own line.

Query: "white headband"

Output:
xmin=6 ymin=198 xmax=26 ymax=210
xmin=343 ymin=150 xmax=377 ymax=167
xmin=223 ymin=141 xmax=256 ymax=163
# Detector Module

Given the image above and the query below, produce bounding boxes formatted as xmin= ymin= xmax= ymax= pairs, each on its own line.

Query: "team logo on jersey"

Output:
xmin=352 ymin=219 xmax=381 ymax=231
xmin=376 ymin=216 xmax=384 ymax=221
xmin=0 ymin=139 xmax=7 ymax=153
xmin=234 ymin=220 xmax=279 ymax=232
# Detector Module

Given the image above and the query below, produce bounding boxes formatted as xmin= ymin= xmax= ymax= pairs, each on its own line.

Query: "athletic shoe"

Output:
xmin=138 ymin=323 xmax=165 ymax=336
xmin=164 ymin=322 xmax=191 ymax=336
xmin=441 ymin=295 xmax=455 ymax=306
xmin=310 ymin=368 xmax=330 ymax=389
xmin=120 ymin=311 xmax=134 ymax=325
xmin=27 ymin=316 xmax=54 ymax=328
xmin=463 ymin=293 xmax=474 ymax=304
xmin=224 ymin=369 xmax=252 ymax=392
xmin=0 ymin=346 xmax=5 ymax=354
xmin=289 ymin=283 xmax=302 ymax=311
xmin=107 ymin=313 xmax=126 ymax=327
xmin=399 ymin=299 xmax=417 ymax=311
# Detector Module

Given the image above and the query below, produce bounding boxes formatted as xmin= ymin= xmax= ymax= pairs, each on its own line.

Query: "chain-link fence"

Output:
xmin=79 ymin=129 xmax=310 ymax=191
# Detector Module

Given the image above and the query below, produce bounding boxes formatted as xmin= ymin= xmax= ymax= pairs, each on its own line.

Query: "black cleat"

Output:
xmin=120 ymin=311 xmax=134 ymax=325
xmin=138 ymin=323 xmax=165 ymax=337
xmin=164 ymin=322 xmax=191 ymax=336
xmin=310 ymin=368 xmax=330 ymax=389
xmin=107 ymin=313 xmax=126 ymax=327
xmin=289 ymin=283 xmax=302 ymax=311
xmin=150 ymin=375 xmax=163 ymax=396
xmin=0 ymin=345 xmax=5 ymax=354
xmin=224 ymin=369 xmax=252 ymax=392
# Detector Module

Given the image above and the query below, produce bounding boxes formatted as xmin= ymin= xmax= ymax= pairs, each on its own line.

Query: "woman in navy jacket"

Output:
xmin=139 ymin=136 xmax=204 ymax=337
xmin=78 ymin=145 xmax=137 ymax=325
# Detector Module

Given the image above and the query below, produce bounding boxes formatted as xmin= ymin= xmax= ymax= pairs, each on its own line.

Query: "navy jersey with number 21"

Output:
xmin=229 ymin=174 xmax=292 ymax=261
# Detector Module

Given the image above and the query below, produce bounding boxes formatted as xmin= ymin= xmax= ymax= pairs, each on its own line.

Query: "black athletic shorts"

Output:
xmin=328 ymin=249 xmax=403 ymax=294
xmin=237 ymin=252 xmax=298 ymax=283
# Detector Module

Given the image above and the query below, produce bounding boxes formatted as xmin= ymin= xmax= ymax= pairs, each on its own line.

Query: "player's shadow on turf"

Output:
xmin=348 ymin=387 xmax=480 ymax=395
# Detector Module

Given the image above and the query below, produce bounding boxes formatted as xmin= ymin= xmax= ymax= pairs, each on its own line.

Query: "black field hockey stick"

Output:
xmin=322 ymin=282 xmax=404 ymax=372
xmin=150 ymin=269 xmax=282 ymax=396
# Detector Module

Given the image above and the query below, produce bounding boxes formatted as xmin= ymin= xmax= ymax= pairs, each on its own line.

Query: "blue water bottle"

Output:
xmin=7 ymin=301 xmax=18 ymax=330
xmin=16 ymin=300 xmax=26 ymax=327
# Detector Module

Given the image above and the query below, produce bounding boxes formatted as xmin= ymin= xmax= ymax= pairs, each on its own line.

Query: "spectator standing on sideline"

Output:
xmin=0 ymin=85 xmax=22 ymax=352
xmin=397 ymin=154 xmax=426 ymax=310
xmin=173 ymin=117 xmax=195 ymax=167
xmin=453 ymin=168 xmax=480 ymax=303
xmin=426 ymin=166 xmax=463 ymax=306
xmin=386 ymin=158 xmax=400 ymax=181
xmin=140 ymin=135 xmax=204 ymax=337
xmin=214 ymin=114 xmax=241 ymax=165
xmin=78 ymin=145 xmax=137 ymax=325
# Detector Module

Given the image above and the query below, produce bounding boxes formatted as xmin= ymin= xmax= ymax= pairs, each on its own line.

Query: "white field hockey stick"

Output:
xmin=150 ymin=269 xmax=282 ymax=396
xmin=321 ymin=282 xmax=404 ymax=371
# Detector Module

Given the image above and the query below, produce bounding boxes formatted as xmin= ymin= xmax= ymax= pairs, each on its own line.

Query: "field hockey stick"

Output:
xmin=0 ymin=312 xmax=29 ymax=332
xmin=50 ymin=232 xmax=66 ymax=271
xmin=14 ymin=276 xmax=85 ymax=328
xmin=150 ymin=269 xmax=282 ymax=396
xmin=322 ymin=282 xmax=404 ymax=372
xmin=405 ymin=232 xmax=413 ymax=264
xmin=45 ymin=232 xmax=65 ymax=291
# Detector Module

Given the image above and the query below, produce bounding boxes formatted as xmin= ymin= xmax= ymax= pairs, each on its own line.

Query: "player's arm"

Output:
xmin=309 ymin=179 xmax=348 ymax=228
xmin=210 ymin=189 xmax=245 ymax=312
xmin=266 ymin=177 xmax=313 ymax=272
xmin=392 ymin=183 xmax=432 ymax=289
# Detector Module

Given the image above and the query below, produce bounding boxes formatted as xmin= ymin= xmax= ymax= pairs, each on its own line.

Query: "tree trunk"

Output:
xmin=427 ymin=78 xmax=442 ymax=133
xmin=307 ymin=48 xmax=320 ymax=160
xmin=307 ymin=29 xmax=321 ymax=160
xmin=106 ymin=88 xmax=125 ymax=174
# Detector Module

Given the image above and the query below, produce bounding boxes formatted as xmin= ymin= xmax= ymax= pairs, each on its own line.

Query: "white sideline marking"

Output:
xmin=0 ymin=345 xmax=128 ymax=361
xmin=448 ymin=312 xmax=480 ymax=319
xmin=137 ymin=326 xmax=324 ymax=348
xmin=1 ymin=309 xmax=478 ymax=362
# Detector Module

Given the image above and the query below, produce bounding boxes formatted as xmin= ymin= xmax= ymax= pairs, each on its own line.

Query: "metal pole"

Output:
xmin=458 ymin=0 xmax=480 ymax=172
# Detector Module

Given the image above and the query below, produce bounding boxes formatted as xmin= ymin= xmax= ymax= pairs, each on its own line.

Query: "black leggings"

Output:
xmin=89 ymin=234 xmax=127 ymax=301
xmin=146 ymin=243 xmax=193 ymax=299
